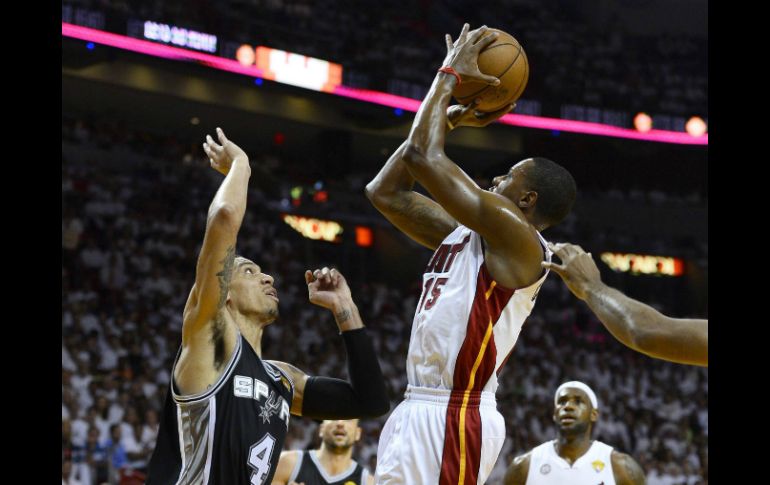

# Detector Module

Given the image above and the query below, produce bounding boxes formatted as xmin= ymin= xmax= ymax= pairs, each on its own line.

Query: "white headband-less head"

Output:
xmin=554 ymin=381 xmax=599 ymax=409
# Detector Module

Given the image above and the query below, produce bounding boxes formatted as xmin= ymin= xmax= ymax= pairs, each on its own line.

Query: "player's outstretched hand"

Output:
xmin=202 ymin=127 xmax=249 ymax=176
xmin=304 ymin=267 xmax=353 ymax=311
xmin=541 ymin=242 xmax=602 ymax=301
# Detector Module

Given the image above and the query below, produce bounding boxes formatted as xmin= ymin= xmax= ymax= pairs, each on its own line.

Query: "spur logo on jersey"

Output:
xmin=259 ymin=392 xmax=284 ymax=424
xmin=424 ymin=235 xmax=471 ymax=275
xmin=233 ymin=375 xmax=290 ymax=427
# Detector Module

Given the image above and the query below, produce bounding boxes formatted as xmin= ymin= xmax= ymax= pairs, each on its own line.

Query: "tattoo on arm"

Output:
xmin=390 ymin=196 xmax=456 ymax=239
xmin=335 ymin=309 xmax=351 ymax=324
xmin=615 ymin=453 xmax=646 ymax=485
xmin=392 ymin=196 xmax=442 ymax=224
xmin=216 ymin=246 xmax=236 ymax=308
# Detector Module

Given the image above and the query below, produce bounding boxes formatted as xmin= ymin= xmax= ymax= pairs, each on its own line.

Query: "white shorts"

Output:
xmin=374 ymin=385 xmax=506 ymax=485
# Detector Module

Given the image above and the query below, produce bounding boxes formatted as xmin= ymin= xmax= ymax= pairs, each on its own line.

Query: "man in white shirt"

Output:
xmin=504 ymin=381 xmax=645 ymax=485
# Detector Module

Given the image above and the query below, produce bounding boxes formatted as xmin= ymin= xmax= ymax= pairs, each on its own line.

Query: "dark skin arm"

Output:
xmin=502 ymin=452 xmax=531 ymax=485
xmin=611 ymin=451 xmax=647 ymax=485
xmin=365 ymin=140 xmax=458 ymax=250
xmin=544 ymin=242 xmax=707 ymax=367
xmin=365 ymin=103 xmax=514 ymax=250
xmin=401 ymin=24 xmax=543 ymax=289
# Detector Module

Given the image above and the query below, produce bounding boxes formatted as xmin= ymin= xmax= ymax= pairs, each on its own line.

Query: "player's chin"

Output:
xmin=264 ymin=305 xmax=279 ymax=322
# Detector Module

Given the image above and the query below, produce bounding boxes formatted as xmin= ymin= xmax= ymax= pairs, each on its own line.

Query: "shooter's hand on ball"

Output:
xmin=441 ymin=23 xmax=501 ymax=86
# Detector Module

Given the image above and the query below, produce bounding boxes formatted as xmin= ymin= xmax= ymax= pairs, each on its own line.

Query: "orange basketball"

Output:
xmin=452 ymin=28 xmax=529 ymax=112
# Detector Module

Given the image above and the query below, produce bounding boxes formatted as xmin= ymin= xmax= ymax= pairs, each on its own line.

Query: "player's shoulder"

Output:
xmin=503 ymin=450 xmax=532 ymax=485
xmin=512 ymin=449 xmax=533 ymax=466
xmin=273 ymin=449 xmax=303 ymax=483
xmin=610 ymin=450 xmax=645 ymax=485
xmin=279 ymin=449 xmax=302 ymax=464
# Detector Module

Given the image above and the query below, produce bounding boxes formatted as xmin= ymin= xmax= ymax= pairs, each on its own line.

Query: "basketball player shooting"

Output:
xmin=365 ymin=24 xmax=577 ymax=485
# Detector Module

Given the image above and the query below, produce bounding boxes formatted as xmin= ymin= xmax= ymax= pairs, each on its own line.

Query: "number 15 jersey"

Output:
xmin=407 ymin=224 xmax=552 ymax=394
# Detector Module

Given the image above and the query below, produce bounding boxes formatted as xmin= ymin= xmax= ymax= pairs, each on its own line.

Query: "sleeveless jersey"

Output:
xmin=146 ymin=334 xmax=294 ymax=485
xmin=407 ymin=224 xmax=551 ymax=394
xmin=288 ymin=450 xmax=369 ymax=485
xmin=525 ymin=440 xmax=616 ymax=485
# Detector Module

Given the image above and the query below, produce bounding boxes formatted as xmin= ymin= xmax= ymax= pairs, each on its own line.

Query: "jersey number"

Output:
xmin=248 ymin=434 xmax=276 ymax=485
xmin=418 ymin=277 xmax=448 ymax=313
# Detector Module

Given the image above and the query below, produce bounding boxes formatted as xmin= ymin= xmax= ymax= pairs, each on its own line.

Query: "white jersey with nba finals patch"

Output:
xmin=525 ymin=440 xmax=616 ymax=485
xmin=406 ymin=224 xmax=551 ymax=394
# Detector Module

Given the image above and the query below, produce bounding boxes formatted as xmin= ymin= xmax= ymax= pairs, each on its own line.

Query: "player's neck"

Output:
xmin=232 ymin=315 xmax=264 ymax=356
xmin=316 ymin=447 xmax=353 ymax=474
xmin=554 ymin=433 xmax=593 ymax=465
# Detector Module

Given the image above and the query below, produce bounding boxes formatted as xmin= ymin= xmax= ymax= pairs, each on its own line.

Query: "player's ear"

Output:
xmin=590 ymin=408 xmax=598 ymax=424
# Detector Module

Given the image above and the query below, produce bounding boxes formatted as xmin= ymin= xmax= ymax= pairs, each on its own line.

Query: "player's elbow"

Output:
xmin=625 ymin=321 xmax=663 ymax=355
xmin=364 ymin=181 xmax=384 ymax=206
xmin=402 ymin=142 xmax=428 ymax=168
xmin=208 ymin=203 xmax=238 ymax=224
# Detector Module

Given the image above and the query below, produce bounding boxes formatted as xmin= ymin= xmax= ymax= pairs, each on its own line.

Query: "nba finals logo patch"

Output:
xmin=540 ymin=464 xmax=551 ymax=475
xmin=344 ymin=482 xmax=356 ymax=485
xmin=592 ymin=460 xmax=605 ymax=473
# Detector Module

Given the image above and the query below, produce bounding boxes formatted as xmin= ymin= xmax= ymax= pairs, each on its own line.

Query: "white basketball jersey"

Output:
xmin=526 ymin=440 xmax=616 ymax=485
xmin=406 ymin=224 xmax=551 ymax=394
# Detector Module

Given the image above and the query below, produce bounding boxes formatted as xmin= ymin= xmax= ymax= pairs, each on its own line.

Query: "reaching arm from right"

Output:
xmin=544 ymin=242 xmax=708 ymax=367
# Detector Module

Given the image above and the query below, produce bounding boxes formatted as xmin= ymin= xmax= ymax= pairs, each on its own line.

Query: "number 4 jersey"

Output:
xmin=147 ymin=334 xmax=294 ymax=485
xmin=408 ymin=224 xmax=552 ymax=394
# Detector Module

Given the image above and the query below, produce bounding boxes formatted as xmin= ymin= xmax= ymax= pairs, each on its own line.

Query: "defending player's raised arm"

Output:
xmin=502 ymin=452 xmax=531 ymax=485
xmin=365 ymin=140 xmax=458 ymax=250
xmin=544 ymin=242 xmax=708 ymax=367
xmin=182 ymin=128 xmax=251 ymax=342
xmin=401 ymin=25 xmax=542 ymax=268
xmin=269 ymin=267 xmax=389 ymax=419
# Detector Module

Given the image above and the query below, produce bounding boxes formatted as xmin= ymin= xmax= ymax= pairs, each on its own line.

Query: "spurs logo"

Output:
xmin=259 ymin=391 xmax=282 ymax=424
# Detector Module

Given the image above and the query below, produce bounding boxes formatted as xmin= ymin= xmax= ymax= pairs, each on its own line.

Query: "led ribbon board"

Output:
xmin=282 ymin=214 xmax=343 ymax=243
xmin=600 ymin=252 xmax=684 ymax=276
xmin=62 ymin=22 xmax=707 ymax=145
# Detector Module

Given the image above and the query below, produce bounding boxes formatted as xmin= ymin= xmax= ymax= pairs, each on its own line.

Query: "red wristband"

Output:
xmin=438 ymin=66 xmax=462 ymax=86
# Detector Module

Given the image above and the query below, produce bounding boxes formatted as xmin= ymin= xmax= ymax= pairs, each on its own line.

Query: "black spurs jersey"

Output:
xmin=147 ymin=334 xmax=294 ymax=485
xmin=288 ymin=450 xmax=370 ymax=485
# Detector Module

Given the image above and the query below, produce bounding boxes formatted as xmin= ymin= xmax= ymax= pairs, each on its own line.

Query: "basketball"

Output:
xmin=452 ymin=28 xmax=529 ymax=112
